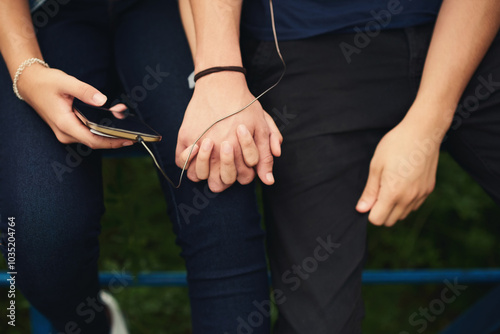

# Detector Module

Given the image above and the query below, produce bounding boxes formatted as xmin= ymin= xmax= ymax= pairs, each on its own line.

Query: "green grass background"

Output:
xmin=1 ymin=152 xmax=499 ymax=333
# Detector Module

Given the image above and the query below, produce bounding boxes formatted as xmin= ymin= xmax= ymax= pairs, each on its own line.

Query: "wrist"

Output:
xmin=414 ymin=90 xmax=460 ymax=113
xmin=194 ymin=66 xmax=246 ymax=82
xmin=194 ymin=51 xmax=243 ymax=73
xmin=14 ymin=58 xmax=49 ymax=101
xmin=402 ymin=98 xmax=455 ymax=141
xmin=194 ymin=69 xmax=248 ymax=88
xmin=190 ymin=71 xmax=255 ymax=117
xmin=412 ymin=95 xmax=456 ymax=124
xmin=16 ymin=63 xmax=50 ymax=101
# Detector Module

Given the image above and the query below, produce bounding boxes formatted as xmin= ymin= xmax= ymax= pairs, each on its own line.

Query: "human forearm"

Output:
xmin=188 ymin=0 xmax=243 ymax=71
xmin=0 ymin=1 xmax=133 ymax=149
xmin=179 ymin=0 xmax=196 ymax=57
xmin=357 ymin=0 xmax=500 ymax=225
xmin=0 ymin=1 xmax=43 ymax=80
xmin=411 ymin=0 xmax=500 ymax=134
xmin=176 ymin=0 xmax=282 ymax=191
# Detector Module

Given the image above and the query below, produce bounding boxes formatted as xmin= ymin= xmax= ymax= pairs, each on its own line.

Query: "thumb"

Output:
xmin=256 ymin=150 xmax=275 ymax=185
xmin=63 ymin=75 xmax=107 ymax=106
xmin=177 ymin=144 xmax=199 ymax=169
xmin=254 ymin=126 xmax=275 ymax=185
xmin=264 ymin=112 xmax=283 ymax=157
xmin=356 ymin=165 xmax=382 ymax=213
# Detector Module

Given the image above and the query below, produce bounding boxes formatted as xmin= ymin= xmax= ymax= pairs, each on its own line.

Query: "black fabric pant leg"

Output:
xmin=244 ymin=22 xmax=500 ymax=333
xmin=263 ymin=132 xmax=383 ymax=334
xmin=242 ymin=26 xmax=434 ymax=333
xmin=443 ymin=33 xmax=500 ymax=205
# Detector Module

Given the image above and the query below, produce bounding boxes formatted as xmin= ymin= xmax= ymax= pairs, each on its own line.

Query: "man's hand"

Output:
xmin=356 ymin=107 xmax=446 ymax=226
xmin=175 ymin=72 xmax=282 ymax=192
xmin=356 ymin=0 xmax=500 ymax=226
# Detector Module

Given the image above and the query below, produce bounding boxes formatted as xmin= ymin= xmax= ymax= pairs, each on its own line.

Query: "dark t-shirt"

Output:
xmin=241 ymin=0 xmax=443 ymax=41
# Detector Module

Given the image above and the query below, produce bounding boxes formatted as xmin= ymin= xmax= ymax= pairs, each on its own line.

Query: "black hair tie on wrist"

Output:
xmin=194 ymin=66 xmax=247 ymax=82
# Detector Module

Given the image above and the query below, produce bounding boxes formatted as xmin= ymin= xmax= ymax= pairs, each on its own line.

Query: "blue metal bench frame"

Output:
xmin=2 ymin=269 xmax=500 ymax=333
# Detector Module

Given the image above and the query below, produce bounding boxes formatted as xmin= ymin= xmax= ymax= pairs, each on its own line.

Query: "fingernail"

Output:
xmin=237 ymin=124 xmax=249 ymax=136
xmin=123 ymin=141 xmax=134 ymax=147
xmin=266 ymin=173 xmax=274 ymax=183
xmin=93 ymin=93 xmax=107 ymax=105
xmin=357 ymin=200 xmax=368 ymax=211
xmin=202 ymin=139 xmax=212 ymax=151
xmin=222 ymin=141 xmax=232 ymax=154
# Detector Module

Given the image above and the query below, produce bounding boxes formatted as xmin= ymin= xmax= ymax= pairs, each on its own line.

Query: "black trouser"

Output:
xmin=243 ymin=23 xmax=500 ymax=333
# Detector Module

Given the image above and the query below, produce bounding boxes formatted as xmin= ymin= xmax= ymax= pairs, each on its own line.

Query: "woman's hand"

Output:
xmin=356 ymin=104 xmax=448 ymax=226
xmin=17 ymin=64 xmax=134 ymax=149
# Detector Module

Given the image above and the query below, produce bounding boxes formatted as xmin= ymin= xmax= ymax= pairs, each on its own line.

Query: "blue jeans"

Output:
xmin=0 ymin=0 xmax=269 ymax=333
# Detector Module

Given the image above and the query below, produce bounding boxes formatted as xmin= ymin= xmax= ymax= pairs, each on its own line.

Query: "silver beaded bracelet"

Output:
xmin=13 ymin=58 xmax=49 ymax=101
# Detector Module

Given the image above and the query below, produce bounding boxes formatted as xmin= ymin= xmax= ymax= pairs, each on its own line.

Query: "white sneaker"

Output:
xmin=99 ymin=290 xmax=129 ymax=334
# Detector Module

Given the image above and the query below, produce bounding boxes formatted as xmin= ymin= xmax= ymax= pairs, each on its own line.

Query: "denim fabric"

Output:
xmin=0 ymin=0 xmax=269 ymax=333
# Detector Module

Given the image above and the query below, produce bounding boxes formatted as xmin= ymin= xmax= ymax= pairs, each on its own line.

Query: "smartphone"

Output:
xmin=73 ymin=99 xmax=162 ymax=142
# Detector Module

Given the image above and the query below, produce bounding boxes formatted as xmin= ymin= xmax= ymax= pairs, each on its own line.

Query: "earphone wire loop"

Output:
xmin=138 ymin=137 xmax=181 ymax=188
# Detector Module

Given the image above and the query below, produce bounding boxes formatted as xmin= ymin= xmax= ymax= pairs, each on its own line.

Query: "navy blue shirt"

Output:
xmin=241 ymin=0 xmax=443 ymax=41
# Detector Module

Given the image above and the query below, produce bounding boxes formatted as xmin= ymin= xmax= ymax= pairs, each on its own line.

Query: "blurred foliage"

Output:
xmin=1 ymin=152 xmax=499 ymax=334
